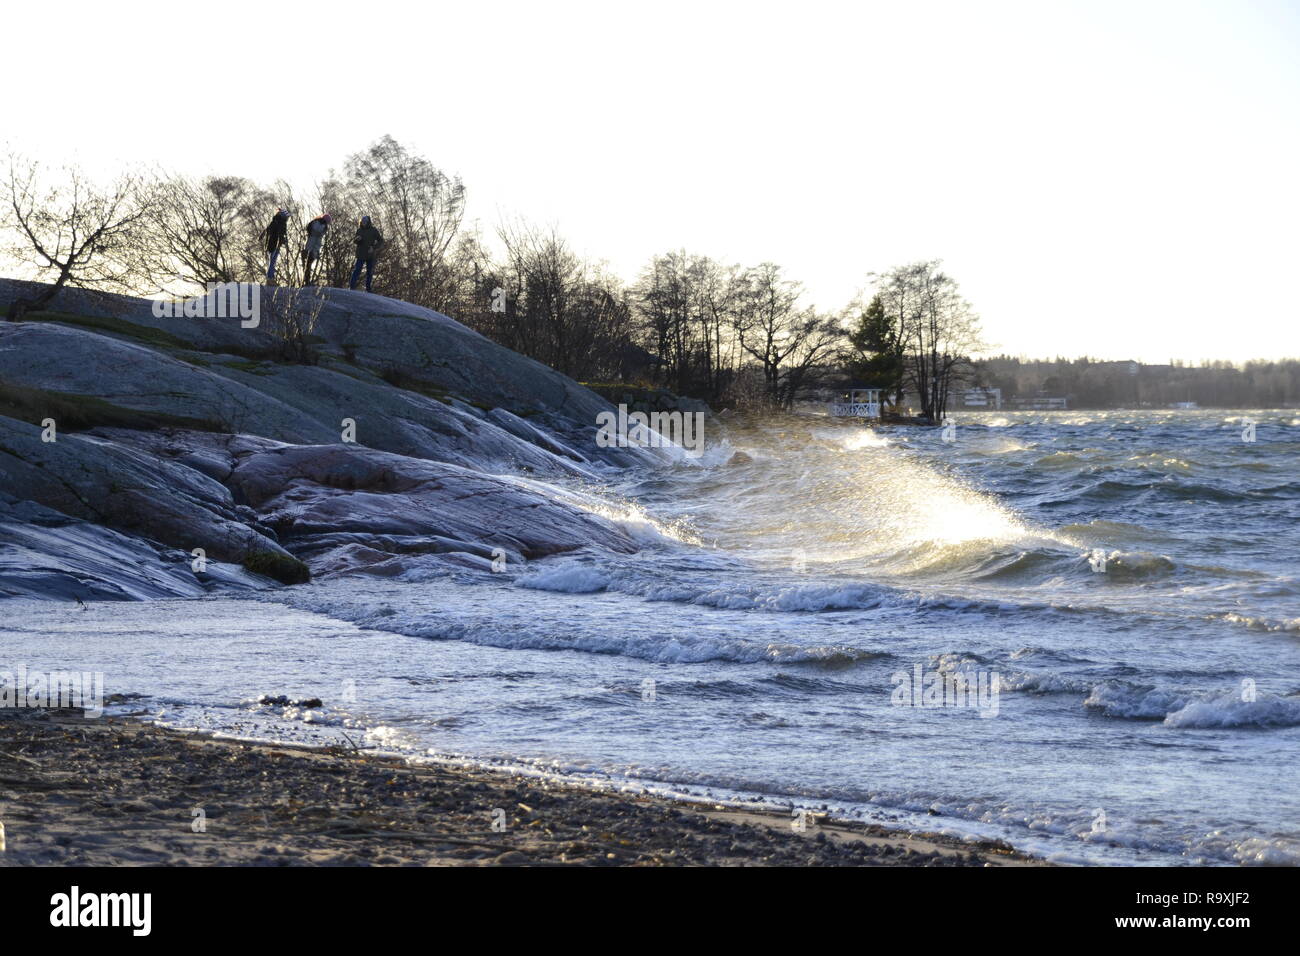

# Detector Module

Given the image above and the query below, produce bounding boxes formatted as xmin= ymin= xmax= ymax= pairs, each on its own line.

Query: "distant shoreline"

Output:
xmin=0 ymin=709 xmax=1045 ymax=867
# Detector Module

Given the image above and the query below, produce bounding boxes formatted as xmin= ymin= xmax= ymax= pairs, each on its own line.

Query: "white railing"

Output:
xmin=829 ymin=402 xmax=880 ymax=418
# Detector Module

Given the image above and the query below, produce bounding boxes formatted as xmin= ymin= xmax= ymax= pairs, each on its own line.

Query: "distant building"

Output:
xmin=1008 ymin=394 xmax=1068 ymax=410
xmin=961 ymin=387 xmax=1002 ymax=409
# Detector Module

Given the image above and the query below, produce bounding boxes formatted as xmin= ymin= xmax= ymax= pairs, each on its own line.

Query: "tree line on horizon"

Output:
xmin=980 ymin=355 xmax=1300 ymax=409
xmin=7 ymin=136 xmax=1291 ymax=416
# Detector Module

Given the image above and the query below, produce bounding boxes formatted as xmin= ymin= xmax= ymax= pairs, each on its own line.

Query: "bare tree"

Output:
xmin=636 ymin=250 xmax=696 ymax=392
xmin=775 ymin=311 xmax=846 ymax=408
xmin=694 ymin=258 xmax=744 ymax=401
xmin=463 ymin=220 xmax=636 ymax=381
xmin=634 ymin=251 xmax=747 ymax=401
xmin=731 ymin=263 xmax=842 ymax=408
xmin=496 ymin=220 xmax=582 ymax=374
xmin=141 ymin=173 xmax=274 ymax=291
xmin=874 ymin=260 xmax=984 ymax=422
xmin=330 ymin=136 xmax=466 ymax=307
xmin=3 ymin=154 xmax=148 ymax=321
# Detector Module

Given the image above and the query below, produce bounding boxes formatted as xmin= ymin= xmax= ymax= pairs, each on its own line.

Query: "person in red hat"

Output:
xmin=302 ymin=212 xmax=331 ymax=285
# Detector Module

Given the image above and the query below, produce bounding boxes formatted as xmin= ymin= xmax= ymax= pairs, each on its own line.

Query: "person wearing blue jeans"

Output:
xmin=349 ymin=216 xmax=384 ymax=292
xmin=262 ymin=208 xmax=289 ymax=284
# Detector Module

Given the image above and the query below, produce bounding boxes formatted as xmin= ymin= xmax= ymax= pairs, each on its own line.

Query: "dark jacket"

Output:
xmin=354 ymin=224 xmax=384 ymax=260
xmin=263 ymin=213 xmax=288 ymax=252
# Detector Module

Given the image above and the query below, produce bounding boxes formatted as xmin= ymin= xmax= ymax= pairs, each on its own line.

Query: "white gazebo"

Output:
xmin=829 ymin=387 xmax=882 ymax=419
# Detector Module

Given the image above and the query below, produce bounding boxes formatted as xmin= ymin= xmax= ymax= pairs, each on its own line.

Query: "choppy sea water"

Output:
xmin=5 ymin=409 xmax=1298 ymax=865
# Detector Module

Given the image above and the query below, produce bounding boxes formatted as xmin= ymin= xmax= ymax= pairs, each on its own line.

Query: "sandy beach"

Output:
xmin=0 ymin=708 xmax=1041 ymax=867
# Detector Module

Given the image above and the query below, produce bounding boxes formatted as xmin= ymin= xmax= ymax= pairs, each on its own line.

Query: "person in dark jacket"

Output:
xmin=349 ymin=216 xmax=384 ymax=292
xmin=262 ymin=208 xmax=290 ymax=284
xmin=302 ymin=213 xmax=331 ymax=285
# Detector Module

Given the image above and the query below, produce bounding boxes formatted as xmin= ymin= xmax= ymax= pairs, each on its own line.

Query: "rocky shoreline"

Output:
xmin=0 ymin=709 xmax=1044 ymax=867
xmin=0 ymin=280 xmax=667 ymax=601
xmin=0 ymin=280 xmax=1050 ymax=869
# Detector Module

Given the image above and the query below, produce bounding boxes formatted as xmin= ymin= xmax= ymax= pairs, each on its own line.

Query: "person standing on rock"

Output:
xmin=302 ymin=213 xmax=331 ymax=285
xmin=349 ymin=216 xmax=385 ymax=292
xmin=261 ymin=208 xmax=290 ymax=284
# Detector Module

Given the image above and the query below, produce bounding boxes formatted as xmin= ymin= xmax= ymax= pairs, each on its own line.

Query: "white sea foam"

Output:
xmin=1215 ymin=612 xmax=1300 ymax=633
xmin=934 ymin=653 xmax=1088 ymax=694
xmin=1084 ymin=682 xmax=1192 ymax=719
xmin=1085 ymin=682 xmax=1300 ymax=728
xmin=681 ymin=581 xmax=889 ymax=612
xmin=1164 ymin=692 xmax=1300 ymax=729
xmin=497 ymin=474 xmax=698 ymax=546
xmin=518 ymin=564 xmax=610 ymax=593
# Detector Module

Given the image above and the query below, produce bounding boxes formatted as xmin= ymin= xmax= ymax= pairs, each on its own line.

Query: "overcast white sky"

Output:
xmin=7 ymin=0 xmax=1299 ymax=361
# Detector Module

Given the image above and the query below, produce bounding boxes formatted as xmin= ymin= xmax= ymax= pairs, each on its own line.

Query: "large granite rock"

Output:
xmin=225 ymin=438 xmax=638 ymax=574
xmin=0 ymin=278 xmax=666 ymax=598
xmin=0 ymin=415 xmax=301 ymax=578
xmin=0 ymin=321 xmax=605 ymax=477
xmin=0 ymin=279 xmax=616 ymax=431
xmin=0 ymin=491 xmax=267 ymax=601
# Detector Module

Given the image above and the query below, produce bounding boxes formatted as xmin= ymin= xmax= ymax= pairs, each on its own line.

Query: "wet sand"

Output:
xmin=0 ymin=709 xmax=1044 ymax=866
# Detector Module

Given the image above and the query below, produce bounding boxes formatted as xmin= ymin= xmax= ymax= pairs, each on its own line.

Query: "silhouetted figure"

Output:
xmin=262 ymin=208 xmax=290 ymax=284
xmin=302 ymin=213 xmax=331 ymax=285
xmin=349 ymin=216 xmax=385 ymax=292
